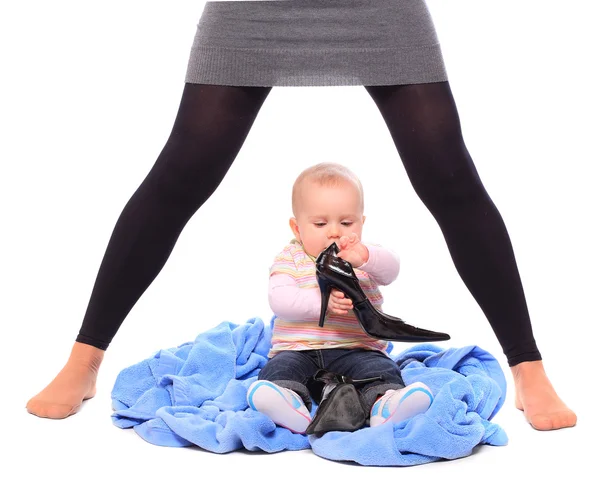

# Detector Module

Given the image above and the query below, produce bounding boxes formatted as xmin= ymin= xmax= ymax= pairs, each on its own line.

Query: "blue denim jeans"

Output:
xmin=258 ymin=348 xmax=405 ymax=412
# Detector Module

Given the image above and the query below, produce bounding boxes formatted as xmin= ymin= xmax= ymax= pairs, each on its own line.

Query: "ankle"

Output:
xmin=68 ymin=342 xmax=105 ymax=373
xmin=510 ymin=360 xmax=545 ymax=381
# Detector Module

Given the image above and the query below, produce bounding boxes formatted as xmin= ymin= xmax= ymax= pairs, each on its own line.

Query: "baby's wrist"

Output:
xmin=356 ymin=244 xmax=369 ymax=267
xmin=362 ymin=244 xmax=369 ymax=264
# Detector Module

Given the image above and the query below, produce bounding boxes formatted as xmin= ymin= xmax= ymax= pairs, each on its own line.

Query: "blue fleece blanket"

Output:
xmin=111 ymin=317 xmax=508 ymax=466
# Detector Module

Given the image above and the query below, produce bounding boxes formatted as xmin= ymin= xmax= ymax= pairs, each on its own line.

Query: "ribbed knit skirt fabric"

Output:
xmin=184 ymin=0 xmax=448 ymax=87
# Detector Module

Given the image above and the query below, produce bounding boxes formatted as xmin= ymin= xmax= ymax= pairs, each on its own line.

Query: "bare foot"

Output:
xmin=511 ymin=360 xmax=577 ymax=431
xmin=26 ymin=342 xmax=104 ymax=419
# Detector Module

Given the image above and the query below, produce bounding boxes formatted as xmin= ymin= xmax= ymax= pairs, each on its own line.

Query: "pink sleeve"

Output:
xmin=268 ymin=273 xmax=322 ymax=320
xmin=356 ymin=244 xmax=400 ymax=286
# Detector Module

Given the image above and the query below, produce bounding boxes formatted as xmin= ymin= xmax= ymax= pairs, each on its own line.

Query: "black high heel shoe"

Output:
xmin=315 ymin=242 xmax=451 ymax=342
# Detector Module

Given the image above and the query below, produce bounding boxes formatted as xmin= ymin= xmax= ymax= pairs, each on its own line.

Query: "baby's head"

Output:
xmin=289 ymin=162 xmax=366 ymax=258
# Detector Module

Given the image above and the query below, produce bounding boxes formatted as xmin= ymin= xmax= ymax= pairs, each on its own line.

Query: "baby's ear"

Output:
xmin=362 ymin=215 xmax=366 ymax=224
xmin=289 ymin=217 xmax=300 ymax=238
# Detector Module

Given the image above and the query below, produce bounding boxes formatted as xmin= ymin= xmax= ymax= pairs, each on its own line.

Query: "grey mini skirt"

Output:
xmin=184 ymin=0 xmax=448 ymax=87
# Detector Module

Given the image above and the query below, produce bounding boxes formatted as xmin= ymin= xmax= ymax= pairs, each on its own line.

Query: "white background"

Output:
xmin=1 ymin=0 xmax=598 ymax=483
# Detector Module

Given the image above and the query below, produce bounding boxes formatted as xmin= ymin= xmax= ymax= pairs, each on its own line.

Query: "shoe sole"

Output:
xmin=371 ymin=385 xmax=433 ymax=427
xmin=247 ymin=382 xmax=310 ymax=434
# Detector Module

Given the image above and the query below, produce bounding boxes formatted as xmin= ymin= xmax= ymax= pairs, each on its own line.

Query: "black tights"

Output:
xmin=76 ymin=82 xmax=541 ymax=367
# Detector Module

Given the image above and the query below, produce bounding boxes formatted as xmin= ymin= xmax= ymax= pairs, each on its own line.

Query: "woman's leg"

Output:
xmin=364 ymin=81 xmax=576 ymax=430
xmin=27 ymin=83 xmax=272 ymax=419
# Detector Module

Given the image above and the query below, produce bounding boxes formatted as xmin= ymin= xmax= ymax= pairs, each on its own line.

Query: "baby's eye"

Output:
xmin=342 ymin=222 xmax=353 ymax=226
xmin=314 ymin=223 xmax=326 ymax=227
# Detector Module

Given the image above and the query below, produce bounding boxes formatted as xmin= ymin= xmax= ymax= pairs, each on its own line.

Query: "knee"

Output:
xmin=411 ymin=157 xmax=488 ymax=210
xmin=147 ymin=134 xmax=228 ymax=207
xmin=374 ymin=361 xmax=404 ymax=385
xmin=258 ymin=352 xmax=308 ymax=382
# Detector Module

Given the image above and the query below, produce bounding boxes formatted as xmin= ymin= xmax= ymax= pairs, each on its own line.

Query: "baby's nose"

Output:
xmin=328 ymin=225 xmax=340 ymax=238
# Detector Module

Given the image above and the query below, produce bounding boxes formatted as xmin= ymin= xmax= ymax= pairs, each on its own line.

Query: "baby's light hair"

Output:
xmin=292 ymin=162 xmax=364 ymax=216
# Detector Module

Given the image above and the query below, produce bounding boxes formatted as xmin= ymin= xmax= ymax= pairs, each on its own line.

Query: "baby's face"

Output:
xmin=290 ymin=180 xmax=365 ymax=258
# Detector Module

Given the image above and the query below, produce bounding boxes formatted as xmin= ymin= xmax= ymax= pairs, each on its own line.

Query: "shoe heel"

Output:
xmin=317 ymin=278 xmax=331 ymax=328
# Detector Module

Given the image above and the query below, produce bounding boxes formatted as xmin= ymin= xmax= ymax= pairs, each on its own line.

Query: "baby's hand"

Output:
xmin=337 ymin=233 xmax=369 ymax=268
xmin=328 ymin=289 xmax=354 ymax=315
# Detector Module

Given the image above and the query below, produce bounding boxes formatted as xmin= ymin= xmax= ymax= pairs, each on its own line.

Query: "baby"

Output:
xmin=247 ymin=162 xmax=432 ymax=434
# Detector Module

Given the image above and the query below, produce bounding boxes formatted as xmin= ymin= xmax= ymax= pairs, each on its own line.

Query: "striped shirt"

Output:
xmin=267 ymin=239 xmax=399 ymax=358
